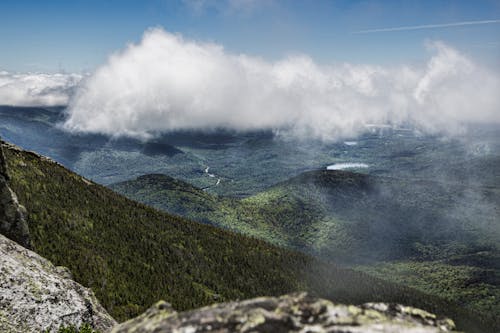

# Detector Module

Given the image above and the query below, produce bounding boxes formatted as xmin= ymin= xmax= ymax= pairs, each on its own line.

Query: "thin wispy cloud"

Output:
xmin=353 ymin=19 xmax=500 ymax=34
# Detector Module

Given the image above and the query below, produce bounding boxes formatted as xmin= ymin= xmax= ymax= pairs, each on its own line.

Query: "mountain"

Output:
xmin=110 ymin=170 xmax=500 ymax=261
xmin=110 ymin=173 xmax=285 ymax=242
xmin=110 ymin=171 xmax=500 ymax=321
xmin=0 ymin=230 xmax=460 ymax=333
xmin=1 ymin=140 xmax=497 ymax=332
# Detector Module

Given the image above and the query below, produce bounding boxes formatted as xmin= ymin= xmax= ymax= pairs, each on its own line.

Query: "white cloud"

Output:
xmin=0 ymin=71 xmax=82 ymax=107
xmin=63 ymin=28 xmax=500 ymax=141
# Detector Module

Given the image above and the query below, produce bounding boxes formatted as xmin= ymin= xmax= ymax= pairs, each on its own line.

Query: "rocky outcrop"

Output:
xmin=0 ymin=233 xmax=117 ymax=332
xmin=112 ymin=293 xmax=457 ymax=333
xmin=0 ymin=141 xmax=30 ymax=248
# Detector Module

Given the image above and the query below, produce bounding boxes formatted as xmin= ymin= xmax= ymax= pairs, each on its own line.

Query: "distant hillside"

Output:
xmin=4 ymin=106 xmax=499 ymax=197
xmin=111 ymin=171 xmax=500 ymax=261
xmin=3 ymin=141 xmax=498 ymax=332
xmin=110 ymin=171 xmax=500 ymax=323
xmin=111 ymin=173 xmax=290 ymax=244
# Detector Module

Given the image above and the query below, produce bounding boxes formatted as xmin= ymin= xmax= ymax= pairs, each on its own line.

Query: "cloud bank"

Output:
xmin=63 ymin=28 xmax=500 ymax=141
xmin=0 ymin=71 xmax=82 ymax=107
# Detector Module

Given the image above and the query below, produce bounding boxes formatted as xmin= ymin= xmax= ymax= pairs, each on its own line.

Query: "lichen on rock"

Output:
xmin=0 ymin=233 xmax=117 ymax=332
xmin=111 ymin=293 xmax=458 ymax=333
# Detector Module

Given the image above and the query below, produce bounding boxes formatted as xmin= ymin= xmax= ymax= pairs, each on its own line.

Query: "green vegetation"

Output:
xmin=110 ymin=174 xmax=305 ymax=246
xmin=358 ymin=256 xmax=500 ymax=316
xmin=111 ymin=171 xmax=500 ymax=260
xmin=5 ymin=146 xmax=305 ymax=321
xmin=3 ymin=143 xmax=498 ymax=332
xmin=110 ymin=171 xmax=500 ymax=325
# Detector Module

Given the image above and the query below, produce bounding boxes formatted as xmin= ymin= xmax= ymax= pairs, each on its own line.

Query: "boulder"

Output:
xmin=0 ymin=233 xmax=117 ymax=332
xmin=112 ymin=293 xmax=457 ymax=333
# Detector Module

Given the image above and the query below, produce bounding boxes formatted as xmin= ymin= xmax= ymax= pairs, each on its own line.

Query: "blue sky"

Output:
xmin=1 ymin=0 xmax=499 ymax=72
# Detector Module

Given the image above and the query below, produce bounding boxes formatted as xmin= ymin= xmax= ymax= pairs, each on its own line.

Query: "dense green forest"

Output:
xmin=3 ymin=143 xmax=498 ymax=332
xmin=111 ymin=171 xmax=500 ymax=320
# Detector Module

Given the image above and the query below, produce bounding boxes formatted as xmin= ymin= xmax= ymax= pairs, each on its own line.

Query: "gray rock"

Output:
xmin=0 ymin=233 xmax=117 ymax=332
xmin=55 ymin=266 xmax=74 ymax=280
xmin=111 ymin=293 xmax=458 ymax=333
xmin=0 ymin=141 xmax=31 ymax=248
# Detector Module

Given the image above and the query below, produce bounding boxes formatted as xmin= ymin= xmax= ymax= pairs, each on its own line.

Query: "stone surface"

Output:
xmin=112 ymin=293 xmax=458 ymax=333
xmin=0 ymin=141 xmax=31 ymax=248
xmin=0 ymin=233 xmax=117 ymax=332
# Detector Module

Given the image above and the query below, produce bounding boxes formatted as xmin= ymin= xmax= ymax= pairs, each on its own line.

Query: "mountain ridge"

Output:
xmin=2 ymin=139 xmax=497 ymax=332
xmin=110 ymin=170 xmax=500 ymax=324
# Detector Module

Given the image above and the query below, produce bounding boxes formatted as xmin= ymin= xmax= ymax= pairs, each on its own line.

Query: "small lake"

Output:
xmin=326 ymin=163 xmax=369 ymax=170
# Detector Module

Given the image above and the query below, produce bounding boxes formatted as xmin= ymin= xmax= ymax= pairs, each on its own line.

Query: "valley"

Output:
xmin=0 ymin=106 xmax=499 ymax=331
xmin=110 ymin=170 xmax=500 ymax=319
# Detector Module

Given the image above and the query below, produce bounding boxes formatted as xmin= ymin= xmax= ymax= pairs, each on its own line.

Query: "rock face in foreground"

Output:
xmin=0 ymin=233 xmax=117 ymax=332
xmin=0 ymin=141 xmax=30 ymax=248
xmin=112 ymin=293 xmax=457 ymax=333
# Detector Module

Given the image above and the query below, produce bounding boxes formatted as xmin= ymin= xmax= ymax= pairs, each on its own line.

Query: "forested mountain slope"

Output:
xmin=111 ymin=171 xmax=500 ymax=323
xmin=2 ymin=141 xmax=497 ymax=332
